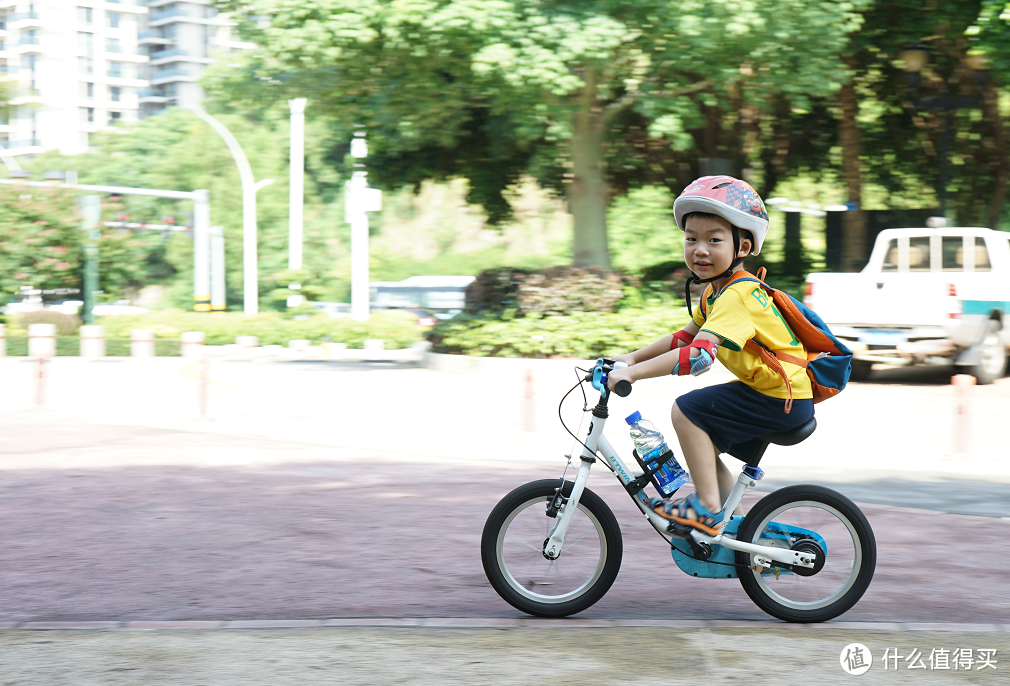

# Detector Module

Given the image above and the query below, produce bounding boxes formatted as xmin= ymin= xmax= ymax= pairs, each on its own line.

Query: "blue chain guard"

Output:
xmin=670 ymin=517 xmax=826 ymax=579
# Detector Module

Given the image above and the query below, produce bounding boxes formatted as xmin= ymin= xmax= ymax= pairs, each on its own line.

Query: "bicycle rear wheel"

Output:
xmin=481 ymin=479 xmax=622 ymax=618
xmin=735 ymin=484 xmax=876 ymax=623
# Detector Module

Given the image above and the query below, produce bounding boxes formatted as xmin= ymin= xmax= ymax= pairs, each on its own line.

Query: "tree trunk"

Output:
xmin=983 ymin=79 xmax=1008 ymax=230
xmin=838 ymin=79 xmax=867 ymax=272
xmin=568 ymin=73 xmax=610 ymax=267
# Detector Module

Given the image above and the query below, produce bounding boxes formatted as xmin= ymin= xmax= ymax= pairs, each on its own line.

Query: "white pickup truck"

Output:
xmin=804 ymin=226 xmax=1010 ymax=384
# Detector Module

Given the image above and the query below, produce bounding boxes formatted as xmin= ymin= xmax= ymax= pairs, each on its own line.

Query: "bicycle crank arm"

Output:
xmin=696 ymin=533 xmax=817 ymax=570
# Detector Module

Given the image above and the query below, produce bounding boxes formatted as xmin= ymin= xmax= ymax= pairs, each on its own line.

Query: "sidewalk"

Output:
xmin=2 ymin=356 xmax=1007 ymax=480
xmin=2 ymin=626 xmax=1006 ymax=685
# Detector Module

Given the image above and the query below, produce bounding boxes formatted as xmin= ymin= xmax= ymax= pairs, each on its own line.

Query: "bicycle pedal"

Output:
xmin=666 ymin=521 xmax=693 ymax=539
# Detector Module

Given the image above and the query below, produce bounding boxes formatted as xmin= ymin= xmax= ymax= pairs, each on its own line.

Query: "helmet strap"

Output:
xmin=684 ymin=227 xmax=745 ymax=320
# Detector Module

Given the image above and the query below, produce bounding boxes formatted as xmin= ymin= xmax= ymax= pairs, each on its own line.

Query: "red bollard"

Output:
xmin=523 ymin=367 xmax=535 ymax=433
xmin=35 ymin=355 xmax=45 ymax=409
xmin=952 ymin=373 xmax=975 ymax=456
xmin=199 ymin=355 xmax=210 ymax=421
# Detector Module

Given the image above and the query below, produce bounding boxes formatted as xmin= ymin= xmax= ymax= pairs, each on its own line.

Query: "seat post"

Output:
xmin=745 ymin=440 xmax=771 ymax=468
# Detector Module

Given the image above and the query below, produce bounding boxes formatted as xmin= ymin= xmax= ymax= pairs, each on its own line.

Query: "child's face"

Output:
xmin=683 ymin=214 xmax=748 ymax=276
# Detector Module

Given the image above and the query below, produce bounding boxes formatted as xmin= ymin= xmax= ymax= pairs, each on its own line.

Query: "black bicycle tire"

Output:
xmin=735 ymin=484 xmax=876 ymax=623
xmin=481 ymin=479 xmax=623 ymax=618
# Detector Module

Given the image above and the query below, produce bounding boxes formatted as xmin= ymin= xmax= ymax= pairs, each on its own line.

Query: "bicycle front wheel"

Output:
xmin=736 ymin=484 xmax=876 ymax=623
xmin=481 ymin=479 xmax=622 ymax=618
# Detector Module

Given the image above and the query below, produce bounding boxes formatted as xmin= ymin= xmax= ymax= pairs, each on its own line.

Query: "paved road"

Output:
xmin=1 ymin=413 xmax=1008 ymax=625
xmin=2 ymin=359 xmax=1009 ymax=683
xmin=0 ymin=359 xmax=1008 ymax=625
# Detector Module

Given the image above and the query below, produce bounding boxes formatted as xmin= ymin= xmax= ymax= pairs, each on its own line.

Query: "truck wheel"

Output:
xmin=957 ymin=320 xmax=1005 ymax=385
xmin=849 ymin=360 xmax=873 ymax=382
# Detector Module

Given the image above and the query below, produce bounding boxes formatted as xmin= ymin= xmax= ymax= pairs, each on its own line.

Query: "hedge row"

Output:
xmin=427 ymin=307 xmax=691 ymax=359
xmin=5 ymin=336 xmax=181 ymax=356
xmin=464 ymin=266 xmax=628 ymax=316
xmin=5 ymin=309 xmax=426 ymax=349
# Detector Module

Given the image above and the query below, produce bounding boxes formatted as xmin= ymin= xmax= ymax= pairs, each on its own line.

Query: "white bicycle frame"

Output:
xmin=542 ymin=394 xmax=817 ymax=572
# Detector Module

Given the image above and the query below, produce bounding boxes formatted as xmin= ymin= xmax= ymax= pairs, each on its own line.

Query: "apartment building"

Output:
xmin=140 ymin=0 xmax=252 ymax=117
xmin=0 ymin=0 xmax=252 ymax=157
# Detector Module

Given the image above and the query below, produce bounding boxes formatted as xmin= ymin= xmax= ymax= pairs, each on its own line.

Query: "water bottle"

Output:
xmin=625 ymin=411 xmax=689 ymax=498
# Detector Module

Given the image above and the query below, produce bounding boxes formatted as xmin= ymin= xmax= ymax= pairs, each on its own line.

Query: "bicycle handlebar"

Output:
xmin=587 ymin=359 xmax=632 ymax=398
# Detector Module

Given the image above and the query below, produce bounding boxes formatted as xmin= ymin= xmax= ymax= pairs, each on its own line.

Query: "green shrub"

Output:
xmin=12 ymin=310 xmax=82 ymax=336
xmin=465 ymin=266 xmax=628 ymax=316
xmin=4 ymin=336 xmax=181 ymax=356
xmin=95 ymin=309 xmax=424 ymax=348
xmin=428 ymin=308 xmax=691 ymax=359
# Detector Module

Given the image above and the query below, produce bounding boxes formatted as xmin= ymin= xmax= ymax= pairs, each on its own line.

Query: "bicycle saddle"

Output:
xmin=761 ymin=417 xmax=817 ymax=446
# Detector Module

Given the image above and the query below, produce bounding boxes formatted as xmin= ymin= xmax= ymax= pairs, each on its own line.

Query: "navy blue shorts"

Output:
xmin=675 ymin=381 xmax=814 ymax=463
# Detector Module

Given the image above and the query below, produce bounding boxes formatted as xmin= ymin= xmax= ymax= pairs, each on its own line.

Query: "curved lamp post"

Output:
xmin=188 ymin=107 xmax=274 ymax=315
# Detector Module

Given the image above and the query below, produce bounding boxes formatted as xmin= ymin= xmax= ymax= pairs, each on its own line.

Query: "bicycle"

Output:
xmin=481 ymin=358 xmax=877 ymax=623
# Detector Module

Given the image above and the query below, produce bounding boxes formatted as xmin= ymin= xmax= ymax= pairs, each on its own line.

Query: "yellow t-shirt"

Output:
xmin=692 ymin=279 xmax=813 ymax=400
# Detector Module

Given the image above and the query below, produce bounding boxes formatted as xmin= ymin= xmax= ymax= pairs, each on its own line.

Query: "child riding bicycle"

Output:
xmin=607 ymin=176 xmax=814 ymax=536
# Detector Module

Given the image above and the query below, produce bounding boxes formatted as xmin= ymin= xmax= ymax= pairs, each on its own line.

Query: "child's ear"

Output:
xmin=738 ymin=237 xmax=753 ymax=257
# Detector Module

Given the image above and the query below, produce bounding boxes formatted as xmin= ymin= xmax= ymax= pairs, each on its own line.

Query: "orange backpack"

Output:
xmin=697 ymin=267 xmax=853 ymax=413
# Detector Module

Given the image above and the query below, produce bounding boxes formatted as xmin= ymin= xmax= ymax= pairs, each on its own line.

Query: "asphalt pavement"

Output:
xmin=0 ymin=357 xmax=1008 ymax=683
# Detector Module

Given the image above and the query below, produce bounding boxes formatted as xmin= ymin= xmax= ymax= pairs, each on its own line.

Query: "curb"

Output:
xmin=2 ymin=619 xmax=1008 ymax=632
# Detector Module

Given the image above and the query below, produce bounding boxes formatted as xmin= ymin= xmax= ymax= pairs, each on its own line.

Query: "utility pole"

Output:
xmin=79 ymin=195 xmax=101 ymax=325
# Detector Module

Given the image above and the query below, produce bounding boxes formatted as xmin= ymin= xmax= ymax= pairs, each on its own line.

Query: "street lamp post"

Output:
xmin=188 ymin=107 xmax=274 ymax=315
xmin=346 ymin=131 xmax=382 ymax=321
xmin=899 ymin=44 xmax=989 ymax=218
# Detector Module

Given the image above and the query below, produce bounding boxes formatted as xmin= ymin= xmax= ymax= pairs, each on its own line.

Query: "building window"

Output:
xmin=110 ymin=86 xmax=120 ymax=102
xmin=79 ymin=57 xmax=93 ymax=75
xmin=87 ymin=82 xmax=93 ymax=98
xmin=108 ymin=12 xmax=120 ymax=28
xmin=110 ymin=111 xmax=121 ymax=124
xmin=78 ymin=31 xmax=94 ymax=56
xmin=106 ymin=37 xmax=120 ymax=53
xmin=77 ymin=6 xmax=92 ymax=24
xmin=87 ymin=107 xmax=94 ymax=123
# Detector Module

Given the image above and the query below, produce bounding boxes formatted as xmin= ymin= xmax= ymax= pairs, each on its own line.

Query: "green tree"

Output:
xmin=211 ymin=0 xmax=865 ymax=267
xmin=0 ymin=187 xmax=81 ymax=298
xmin=27 ymin=108 xmax=345 ymax=309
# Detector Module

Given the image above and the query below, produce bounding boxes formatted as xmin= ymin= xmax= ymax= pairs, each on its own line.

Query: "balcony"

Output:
xmin=150 ymin=8 xmax=190 ymax=21
xmin=9 ymin=11 xmax=41 ymax=28
xmin=150 ymin=47 xmax=193 ymax=62
xmin=2 ymin=138 xmax=42 ymax=149
xmin=15 ymin=36 xmax=41 ymax=53
xmin=138 ymin=31 xmax=173 ymax=45
xmin=138 ymin=88 xmax=171 ymax=103
xmin=106 ymin=44 xmax=122 ymax=54
xmin=151 ymin=66 xmax=191 ymax=83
